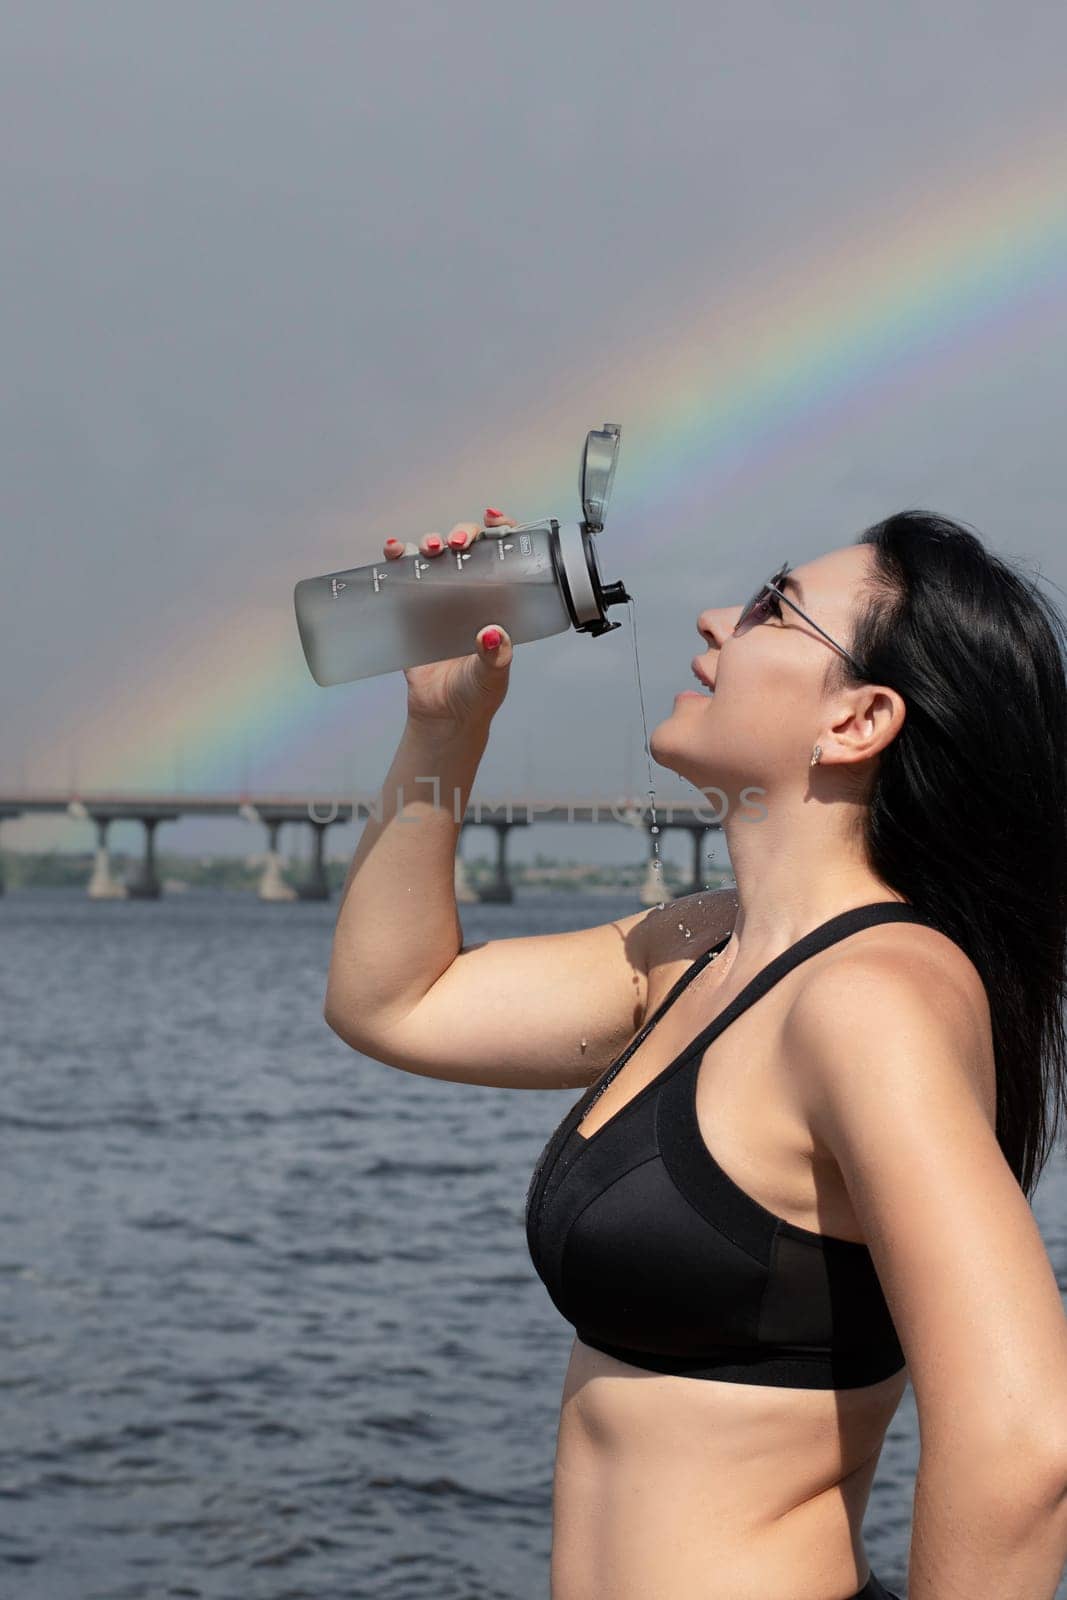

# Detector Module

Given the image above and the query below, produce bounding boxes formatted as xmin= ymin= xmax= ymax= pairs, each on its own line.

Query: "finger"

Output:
xmin=383 ymin=538 xmax=419 ymax=560
xmin=475 ymin=623 xmax=513 ymax=668
xmin=447 ymin=521 xmax=482 ymax=551
xmin=483 ymin=506 xmax=518 ymax=539
xmin=419 ymin=531 xmax=447 ymax=557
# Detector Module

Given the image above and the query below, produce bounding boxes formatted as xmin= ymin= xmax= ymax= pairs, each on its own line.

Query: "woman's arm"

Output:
xmin=786 ymin=941 xmax=1067 ymax=1593
xmin=907 ymin=1448 xmax=1067 ymax=1598
xmin=324 ymin=716 xmax=493 ymax=1035
xmin=325 ymin=717 xmax=729 ymax=1091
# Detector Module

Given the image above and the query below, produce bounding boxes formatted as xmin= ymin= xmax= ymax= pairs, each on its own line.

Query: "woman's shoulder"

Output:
xmin=794 ymin=912 xmax=996 ymax=1128
xmin=641 ymin=884 xmax=739 ymax=977
xmin=820 ymin=911 xmax=989 ymax=1014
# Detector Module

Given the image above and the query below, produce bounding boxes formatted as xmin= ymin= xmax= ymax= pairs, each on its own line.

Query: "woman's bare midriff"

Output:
xmin=545 ymin=912 xmax=964 ymax=1600
xmin=552 ymin=1342 xmax=905 ymax=1600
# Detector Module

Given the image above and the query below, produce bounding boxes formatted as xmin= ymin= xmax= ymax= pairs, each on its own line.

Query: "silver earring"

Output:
xmin=809 ymin=744 xmax=822 ymax=767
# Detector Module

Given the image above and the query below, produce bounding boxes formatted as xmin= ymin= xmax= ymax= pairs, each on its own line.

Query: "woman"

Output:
xmin=324 ymin=507 xmax=1067 ymax=1598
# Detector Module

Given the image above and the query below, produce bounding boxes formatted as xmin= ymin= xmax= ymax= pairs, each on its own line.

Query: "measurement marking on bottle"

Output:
xmin=372 ymin=567 xmax=386 ymax=593
xmin=519 ymin=533 xmax=533 ymax=555
xmin=455 ymin=551 xmax=472 ymax=569
xmin=329 ymin=578 xmax=347 ymax=597
xmin=412 ymin=559 xmax=430 ymax=580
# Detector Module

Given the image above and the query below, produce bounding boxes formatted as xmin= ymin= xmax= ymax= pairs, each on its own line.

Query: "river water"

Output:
xmin=2 ymin=888 xmax=1065 ymax=1600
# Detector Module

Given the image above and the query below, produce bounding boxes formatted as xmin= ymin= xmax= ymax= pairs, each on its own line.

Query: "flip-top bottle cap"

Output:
xmin=554 ymin=423 xmax=630 ymax=638
xmin=580 ymin=424 xmax=620 ymax=532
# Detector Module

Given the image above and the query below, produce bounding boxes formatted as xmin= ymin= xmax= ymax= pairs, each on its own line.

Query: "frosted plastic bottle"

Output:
xmin=294 ymin=425 xmax=631 ymax=687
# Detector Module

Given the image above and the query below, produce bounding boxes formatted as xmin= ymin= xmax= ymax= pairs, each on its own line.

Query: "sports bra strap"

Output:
xmin=630 ymin=929 xmax=731 ymax=1049
xmin=677 ymin=900 xmax=934 ymax=1065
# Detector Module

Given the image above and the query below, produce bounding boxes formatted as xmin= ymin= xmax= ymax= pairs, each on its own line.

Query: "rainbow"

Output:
xmin=19 ymin=117 xmax=1067 ymax=818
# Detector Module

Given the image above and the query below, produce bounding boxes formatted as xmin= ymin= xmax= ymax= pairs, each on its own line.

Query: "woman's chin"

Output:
xmin=649 ymin=720 xmax=715 ymax=789
xmin=647 ymin=721 xmax=673 ymax=767
xmin=648 ymin=724 xmax=690 ymax=777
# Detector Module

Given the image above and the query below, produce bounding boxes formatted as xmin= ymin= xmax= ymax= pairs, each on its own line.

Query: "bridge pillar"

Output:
xmin=297 ymin=819 xmax=331 ymax=900
xmin=258 ymin=819 xmax=297 ymax=902
xmin=0 ymin=810 xmax=22 ymax=896
xmin=638 ymin=825 xmax=669 ymax=907
xmin=454 ymin=824 xmax=477 ymax=904
xmin=684 ymin=825 xmax=711 ymax=895
xmin=478 ymin=822 xmax=515 ymax=903
xmin=88 ymin=817 xmax=128 ymax=899
xmin=125 ymin=817 xmax=162 ymax=899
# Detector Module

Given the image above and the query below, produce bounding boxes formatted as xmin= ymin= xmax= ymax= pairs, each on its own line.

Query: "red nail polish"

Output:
xmin=481 ymin=628 xmax=501 ymax=650
xmin=426 ymin=535 xmax=442 ymax=551
xmin=485 ymin=507 xmax=502 ymax=519
xmin=448 ymin=531 xmax=467 ymax=549
xmin=385 ymin=537 xmax=401 ymax=548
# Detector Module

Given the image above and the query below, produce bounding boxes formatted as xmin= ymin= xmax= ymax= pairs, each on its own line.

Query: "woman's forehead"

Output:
xmin=794 ymin=545 xmax=871 ymax=601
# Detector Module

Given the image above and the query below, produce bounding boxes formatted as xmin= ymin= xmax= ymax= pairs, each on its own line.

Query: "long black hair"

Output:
xmin=825 ymin=510 xmax=1067 ymax=1201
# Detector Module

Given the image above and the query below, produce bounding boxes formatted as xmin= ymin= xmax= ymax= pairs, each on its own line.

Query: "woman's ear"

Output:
xmin=825 ymin=686 xmax=905 ymax=764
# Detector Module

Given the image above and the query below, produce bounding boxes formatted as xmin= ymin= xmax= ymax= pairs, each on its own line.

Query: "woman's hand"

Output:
xmin=382 ymin=508 xmax=517 ymax=736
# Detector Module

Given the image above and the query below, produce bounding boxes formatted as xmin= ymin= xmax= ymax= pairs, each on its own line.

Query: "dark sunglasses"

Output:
xmin=734 ymin=562 xmax=869 ymax=678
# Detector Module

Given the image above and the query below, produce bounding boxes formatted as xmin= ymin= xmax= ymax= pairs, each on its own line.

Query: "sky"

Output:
xmin=3 ymin=0 xmax=1067 ymax=871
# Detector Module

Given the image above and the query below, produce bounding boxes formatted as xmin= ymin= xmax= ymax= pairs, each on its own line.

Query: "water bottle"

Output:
xmin=294 ymin=424 xmax=631 ymax=686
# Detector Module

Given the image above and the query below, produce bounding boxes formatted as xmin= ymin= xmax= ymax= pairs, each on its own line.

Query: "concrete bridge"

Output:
xmin=0 ymin=789 xmax=730 ymax=907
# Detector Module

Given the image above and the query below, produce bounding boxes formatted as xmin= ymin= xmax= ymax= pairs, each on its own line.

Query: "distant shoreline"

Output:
xmin=1 ymin=847 xmax=733 ymax=896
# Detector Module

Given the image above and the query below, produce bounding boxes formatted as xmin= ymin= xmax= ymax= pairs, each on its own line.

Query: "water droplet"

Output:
xmin=650 ymin=825 xmax=659 ymax=835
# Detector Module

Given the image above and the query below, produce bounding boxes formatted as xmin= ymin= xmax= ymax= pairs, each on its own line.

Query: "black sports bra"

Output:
xmin=525 ymin=901 xmax=939 ymax=1390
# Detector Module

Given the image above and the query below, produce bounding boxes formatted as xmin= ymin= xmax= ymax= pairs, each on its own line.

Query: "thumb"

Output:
xmin=475 ymin=623 xmax=513 ymax=671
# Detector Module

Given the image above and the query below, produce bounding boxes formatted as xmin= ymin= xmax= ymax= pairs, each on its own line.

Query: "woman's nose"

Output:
xmin=696 ymin=607 xmax=736 ymax=647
